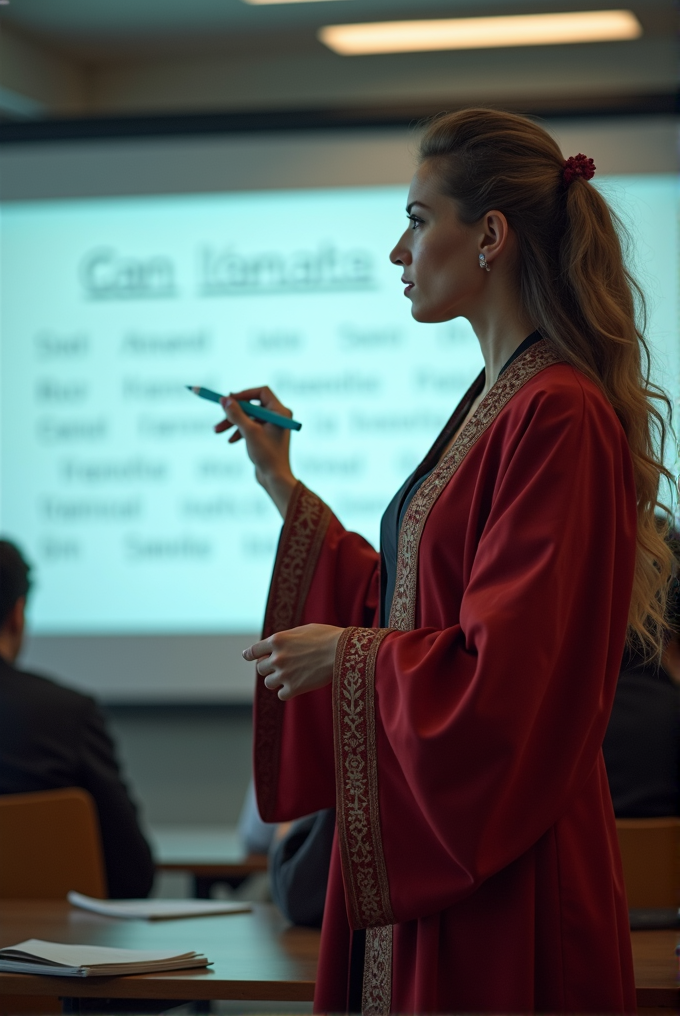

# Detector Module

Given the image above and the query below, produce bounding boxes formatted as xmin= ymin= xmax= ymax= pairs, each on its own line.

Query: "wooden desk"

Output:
xmin=0 ymin=900 xmax=317 ymax=1004
xmin=0 ymin=901 xmax=676 ymax=1009
xmin=151 ymin=827 xmax=268 ymax=898
xmin=631 ymin=929 xmax=679 ymax=1009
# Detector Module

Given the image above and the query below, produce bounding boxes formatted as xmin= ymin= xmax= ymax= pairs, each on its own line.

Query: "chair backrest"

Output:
xmin=0 ymin=788 xmax=107 ymax=899
xmin=615 ymin=816 xmax=680 ymax=909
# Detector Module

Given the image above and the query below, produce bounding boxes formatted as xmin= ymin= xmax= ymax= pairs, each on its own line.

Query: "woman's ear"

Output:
xmin=479 ymin=210 xmax=510 ymax=267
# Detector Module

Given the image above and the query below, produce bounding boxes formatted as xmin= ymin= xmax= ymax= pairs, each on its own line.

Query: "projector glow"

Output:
xmin=318 ymin=10 xmax=642 ymax=55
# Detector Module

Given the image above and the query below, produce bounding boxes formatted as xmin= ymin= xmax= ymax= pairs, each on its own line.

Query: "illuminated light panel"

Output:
xmin=318 ymin=10 xmax=642 ymax=55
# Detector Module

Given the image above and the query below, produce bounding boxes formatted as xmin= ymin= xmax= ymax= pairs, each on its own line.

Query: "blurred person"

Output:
xmin=0 ymin=539 xmax=154 ymax=898
xmin=268 ymin=809 xmax=334 ymax=928
xmin=604 ymin=530 xmax=680 ymax=817
xmin=237 ymin=777 xmax=276 ymax=855
xmin=218 ymin=109 xmax=674 ymax=1013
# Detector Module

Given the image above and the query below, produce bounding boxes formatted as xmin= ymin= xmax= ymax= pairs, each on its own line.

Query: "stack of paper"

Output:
xmin=68 ymin=891 xmax=251 ymax=921
xmin=0 ymin=940 xmax=210 ymax=977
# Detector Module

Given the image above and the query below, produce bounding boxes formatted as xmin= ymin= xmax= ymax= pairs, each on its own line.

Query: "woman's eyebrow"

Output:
xmin=406 ymin=201 xmax=430 ymax=214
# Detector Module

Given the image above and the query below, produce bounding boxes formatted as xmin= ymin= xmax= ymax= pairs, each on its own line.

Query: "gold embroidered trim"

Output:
xmin=264 ymin=482 xmax=332 ymax=636
xmin=362 ymin=926 xmax=393 ymax=1016
xmin=346 ymin=342 xmax=559 ymax=1012
xmin=255 ymin=482 xmax=332 ymax=819
xmin=334 ymin=625 xmax=396 ymax=930
xmin=390 ymin=340 xmax=561 ymax=632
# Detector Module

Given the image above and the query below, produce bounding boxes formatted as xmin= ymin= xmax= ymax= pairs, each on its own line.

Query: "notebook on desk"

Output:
xmin=0 ymin=939 xmax=210 ymax=978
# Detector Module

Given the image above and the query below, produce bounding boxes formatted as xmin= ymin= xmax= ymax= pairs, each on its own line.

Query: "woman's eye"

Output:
xmin=407 ymin=214 xmax=423 ymax=230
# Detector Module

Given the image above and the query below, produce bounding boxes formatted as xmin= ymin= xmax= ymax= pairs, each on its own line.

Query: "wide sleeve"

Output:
xmin=332 ymin=378 xmax=638 ymax=929
xmin=254 ymin=481 xmax=380 ymax=822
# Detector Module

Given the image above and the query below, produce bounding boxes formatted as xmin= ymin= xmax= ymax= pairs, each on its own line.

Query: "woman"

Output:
xmin=217 ymin=109 xmax=673 ymax=1014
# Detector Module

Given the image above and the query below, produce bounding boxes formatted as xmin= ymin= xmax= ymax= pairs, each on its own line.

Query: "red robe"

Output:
xmin=254 ymin=341 xmax=638 ymax=1014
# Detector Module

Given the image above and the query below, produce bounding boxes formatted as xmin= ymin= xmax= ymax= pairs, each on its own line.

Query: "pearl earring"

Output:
xmin=479 ymin=253 xmax=490 ymax=272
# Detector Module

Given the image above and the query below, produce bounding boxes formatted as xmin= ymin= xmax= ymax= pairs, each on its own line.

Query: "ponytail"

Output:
xmin=419 ymin=108 xmax=676 ymax=656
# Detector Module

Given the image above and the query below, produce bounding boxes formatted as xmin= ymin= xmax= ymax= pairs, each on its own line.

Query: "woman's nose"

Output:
xmin=390 ymin=236 xmax=411 ymax=266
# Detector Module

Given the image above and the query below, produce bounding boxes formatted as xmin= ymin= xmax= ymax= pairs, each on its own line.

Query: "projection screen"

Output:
xmin=0 ymin=116 xmax=677 ymax=701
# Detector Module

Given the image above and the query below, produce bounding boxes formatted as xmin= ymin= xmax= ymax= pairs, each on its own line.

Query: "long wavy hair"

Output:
xmin=419 ymin=108 xmax=676 ymax=656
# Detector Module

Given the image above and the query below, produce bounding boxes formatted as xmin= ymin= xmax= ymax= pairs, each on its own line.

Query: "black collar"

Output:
xmin=498 ymin=330 xmax=543 ymax=378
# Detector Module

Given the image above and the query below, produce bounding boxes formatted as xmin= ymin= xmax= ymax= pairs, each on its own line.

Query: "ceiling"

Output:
xmin=0 ymin=0 xmax=674 ymax=60
xmin=0 ymin=0 xmax=674 ymax=127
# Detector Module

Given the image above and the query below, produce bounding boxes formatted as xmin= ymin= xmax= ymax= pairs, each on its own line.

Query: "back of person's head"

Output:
xmin=0 ymin=540 xmax=31 ymax=629
xmin=418 ymin=107 xmax=675 ymax=657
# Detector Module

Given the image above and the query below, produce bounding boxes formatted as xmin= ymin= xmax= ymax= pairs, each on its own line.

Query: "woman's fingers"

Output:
xmin=221 ymin=397 xmax=257 ymax=431
xmin=264 ymin=673 xmax=291 ymax=701
xmin=243 ymin=633 xmax=289 ymax=699
xmin=242 ymin=624 xmax=340 ymax=702
xmin=264 ymin=672 xmax=284 ymax=691
xmin=229 ymin=386 xmax=290 ymax=416
xmin=218 ymin=392 xmax=293 ymax=429
xmin=244 ymin=633 xmax=285 ymax=696
xmin=243 ymin=637 xmax=273 ymax=661
xmin=256 ymin=656 xmax=276 ymax=678
xmin=216 ymin=397 xmax=295 ymax=518
xmin=213 ymin=417 xmax=234 ymax=434
xmin=217 ymin=399 xmax=255 ymax=443
xmin=214 ymin=399 xmax=253 ymax=436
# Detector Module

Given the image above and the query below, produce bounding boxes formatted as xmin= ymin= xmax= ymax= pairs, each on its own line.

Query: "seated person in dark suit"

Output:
xmin=238 ymin=778 xmax=277 ymax=856
xmin=603 ymin=645 xmax=680 ymax=816
xmin=268 ymin=809 xmax=335 ymax=928
xmin=0 ymin=540 xmax=155 ymax=898
xmin=603 ymin=530 xmax=680 ymax=816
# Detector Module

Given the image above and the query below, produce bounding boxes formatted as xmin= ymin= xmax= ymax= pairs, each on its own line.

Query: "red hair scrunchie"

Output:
xmin=563 ymin=153 xmax=596 ymax=188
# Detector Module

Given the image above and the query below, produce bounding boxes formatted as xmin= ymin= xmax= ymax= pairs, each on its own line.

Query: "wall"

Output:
xmin=87 ymin=37 xmax=676 ymax=117
xmin=0 ymin=22 xmax=86 ymax=116
xmin=104 ymin=704 xmax=253 ymax=829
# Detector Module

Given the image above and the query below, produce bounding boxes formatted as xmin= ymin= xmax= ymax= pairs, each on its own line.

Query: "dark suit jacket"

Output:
xmin=0 ymin=655 xmax=154 ymax=898
xmin=269 ymin=809 xmax=335 ymax=928
xmin=603 ymin=653 xmax=680 ymax=817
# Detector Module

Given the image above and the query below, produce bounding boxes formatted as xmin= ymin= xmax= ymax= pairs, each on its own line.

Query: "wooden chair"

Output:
xmin=0 ymin=787 xmax=107 ymax=899
xmin=616 ymin=817 xmax=680 ymax=909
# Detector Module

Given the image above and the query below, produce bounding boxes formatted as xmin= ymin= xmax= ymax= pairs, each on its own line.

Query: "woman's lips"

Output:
xmin=401 ymin=279 xmax=414 ymax=295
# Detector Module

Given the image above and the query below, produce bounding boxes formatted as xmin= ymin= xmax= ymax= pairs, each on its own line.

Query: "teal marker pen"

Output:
xmin=186 ymin=386 xmax=302 ymax=431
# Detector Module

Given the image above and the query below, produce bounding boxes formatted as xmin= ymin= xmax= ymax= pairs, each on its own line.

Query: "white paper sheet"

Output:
xmin=68 ymin=891 xmax=251 ymax=920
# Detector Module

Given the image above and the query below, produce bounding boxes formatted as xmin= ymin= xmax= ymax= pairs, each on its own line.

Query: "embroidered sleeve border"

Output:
xmin=254 ymin=481 xmax=332 ymax=820
xmin=333 ymin=625 xmax=396 ymax=930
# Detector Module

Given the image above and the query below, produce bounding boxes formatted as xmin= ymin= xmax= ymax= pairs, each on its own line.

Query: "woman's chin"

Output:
xmin=411 ymin=305 xmax=448 ymax=324
xmin=409 ymin=300 xmax=431 ymax=323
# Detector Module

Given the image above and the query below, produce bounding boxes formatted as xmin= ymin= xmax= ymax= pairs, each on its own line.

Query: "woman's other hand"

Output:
xmin=215 ymin=386 xmax=297 ymax=518
xmin=243 ymin=624 xmax=343 ymax=701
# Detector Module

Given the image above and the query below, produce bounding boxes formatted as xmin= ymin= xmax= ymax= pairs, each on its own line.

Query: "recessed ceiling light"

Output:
xmin=318 ymin=10 xmax=642 ymax=55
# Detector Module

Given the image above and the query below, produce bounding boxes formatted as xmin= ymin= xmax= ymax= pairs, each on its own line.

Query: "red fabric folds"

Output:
xmin=253 ymin=352 xmax=638 ymax=1014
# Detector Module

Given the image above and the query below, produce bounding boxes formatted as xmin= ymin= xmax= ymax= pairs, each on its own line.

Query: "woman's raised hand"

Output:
xmin=242 ymin=624 xmax=343 ymax=701
xmin=215 ymin=386 xmax=297 ymax=518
